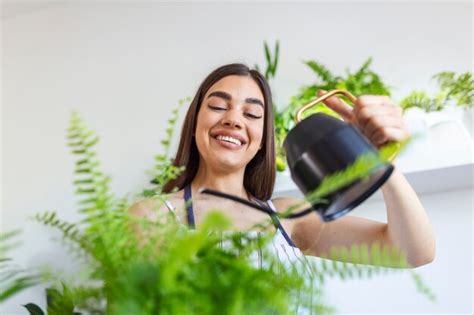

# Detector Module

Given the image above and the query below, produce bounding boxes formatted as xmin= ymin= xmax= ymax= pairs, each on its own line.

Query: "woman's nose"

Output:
xmin=221 ymin=111 xmax=242 ymax=128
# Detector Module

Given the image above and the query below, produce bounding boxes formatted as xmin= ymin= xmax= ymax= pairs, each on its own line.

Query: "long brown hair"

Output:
xmin=162 ymin=63 xmax=276 ymax=200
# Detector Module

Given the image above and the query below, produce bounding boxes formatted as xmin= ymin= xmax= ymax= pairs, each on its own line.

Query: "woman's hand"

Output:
xmin=317 ymin=90 xmax=410 ymax=148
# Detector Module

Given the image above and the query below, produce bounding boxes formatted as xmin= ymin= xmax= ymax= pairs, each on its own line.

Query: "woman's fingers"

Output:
xmin=361 ymin=115 xmax=406 ymax=139
xmin=314 ymin=91 xmax=409 ymax=147
xmin=371 ymin=127 xmax=411 ymax=148
xmin=317 ymin=90 xmax=354 ymax=122
xmin=349 ymin=95 xmax=407 ymax=147
xmin=355 ymin=105 xmax=402 ymax=126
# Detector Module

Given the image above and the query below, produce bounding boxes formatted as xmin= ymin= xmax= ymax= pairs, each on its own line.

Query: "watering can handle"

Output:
xmin=294 ymin=89 xmax=400 ymax=162
xmin=295 ymin=89 xmax=357 ymax=123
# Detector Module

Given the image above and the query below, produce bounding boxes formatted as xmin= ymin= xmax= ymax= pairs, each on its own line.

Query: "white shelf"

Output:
xmin=273 ymin=133 xmax=474 ymax=198
xmin=273 ymin=163 xmax=474 ymax=199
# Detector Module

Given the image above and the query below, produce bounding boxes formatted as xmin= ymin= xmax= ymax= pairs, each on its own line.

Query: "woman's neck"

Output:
xmin=192 ymin=163 xmax=249 ymax=201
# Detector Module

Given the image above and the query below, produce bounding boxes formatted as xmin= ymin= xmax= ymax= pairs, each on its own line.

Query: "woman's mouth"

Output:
xmin=216 ymin=135 xmax=242 ymax=146
xmin=212 ymin=135 xmax=244 ymax=150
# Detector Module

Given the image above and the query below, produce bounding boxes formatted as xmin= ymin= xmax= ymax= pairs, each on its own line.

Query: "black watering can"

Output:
xmin=201 ymin=89 xmax=395 ymax=222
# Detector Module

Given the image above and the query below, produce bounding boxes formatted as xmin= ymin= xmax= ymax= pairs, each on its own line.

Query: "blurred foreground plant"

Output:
xmin=4 ymin=107 xmax=433 ymax=314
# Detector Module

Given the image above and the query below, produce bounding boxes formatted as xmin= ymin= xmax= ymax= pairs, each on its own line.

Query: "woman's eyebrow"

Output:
xmin=207 ymin=91 xmax=264 ymax=107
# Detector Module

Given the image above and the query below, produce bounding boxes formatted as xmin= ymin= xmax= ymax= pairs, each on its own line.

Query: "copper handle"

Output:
xmin=295 ymin=89 xmax=357 ymax=123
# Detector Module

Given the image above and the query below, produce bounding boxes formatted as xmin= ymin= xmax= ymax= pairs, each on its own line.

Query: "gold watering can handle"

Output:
xmin=295 ymin=89 xmax=356 ymax=124
xmin=294 ymin=89 xmax=400 ymax=161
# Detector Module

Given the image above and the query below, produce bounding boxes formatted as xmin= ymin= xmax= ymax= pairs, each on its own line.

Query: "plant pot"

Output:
xmin=398 ymin=106 xmax=473 ymax=172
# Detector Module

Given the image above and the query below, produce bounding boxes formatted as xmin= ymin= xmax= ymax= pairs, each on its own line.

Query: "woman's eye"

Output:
xmin=245 ymin=113 xmax=262 ymax=119
xmin=209 ymin=105 xmax=261 ymax=119
xmin=208 ymin=105 xmax=226 ymax=111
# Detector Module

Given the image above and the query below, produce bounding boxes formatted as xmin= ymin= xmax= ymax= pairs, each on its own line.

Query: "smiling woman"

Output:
xmin=195 ymin=77 xmax=266 ymax=183
xmin=163 ymin=64 xmax=276 ymax=201
xmin=129 ymin=63 xmax=435 ymax=269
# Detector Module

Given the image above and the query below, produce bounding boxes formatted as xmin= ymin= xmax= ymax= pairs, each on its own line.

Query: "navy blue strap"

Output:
xmin=183 ymin=185 xmax=295 ymax=247
xmin=184 ymin=185 xmax=195 ymax=229
xmin=275 ymin=219 xmax=297 ymax=248
xmin=253 ymin=199 xmax=296 ymax=248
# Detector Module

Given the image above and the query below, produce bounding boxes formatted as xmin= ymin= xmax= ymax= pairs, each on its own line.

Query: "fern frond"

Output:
xmin=433 ymin=71 xmax=473 ymax=108
xmin=33 ymin=212 xmax=83 ymax=246
xmin=0 ymin=231 xmax=39 ymax=302
xmin=255 ymin=40 xmax=280 ymax=81
xmin=147 ymin=98 xmax=189 ymax=194
xmin=304 ymin=60 xmax=336 ymax=85
xmin=400 ymin=90 xmax=437 ymax=112
xmin=67 ymin=112 xmax=117 ymax=218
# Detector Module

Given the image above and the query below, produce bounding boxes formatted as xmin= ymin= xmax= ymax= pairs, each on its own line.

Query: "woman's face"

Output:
xmin=195 ymin=75 xmax=265 ymax=173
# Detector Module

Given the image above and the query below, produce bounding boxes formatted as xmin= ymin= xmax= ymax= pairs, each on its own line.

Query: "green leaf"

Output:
xmin=23 ymin=303 xmax=45 ymax=315
xmin=304 ymin=60 xmax=335 ymax=84
xmin=264 ymin=41 xmax=271 ymax=66
xmin=273 ymin=40 xmax=280 ymax=77
xmin=73 ymin=178 xmax=94 ymax=185
xmin=84 ymin=137 xmax=99 ymax=148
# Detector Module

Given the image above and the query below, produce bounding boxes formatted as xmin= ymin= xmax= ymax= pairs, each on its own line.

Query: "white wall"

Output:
xmin=1 ymin=1 xmax=472 ymax=314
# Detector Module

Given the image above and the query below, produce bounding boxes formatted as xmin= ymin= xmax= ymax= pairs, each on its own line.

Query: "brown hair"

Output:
xmin=162 ymin=63 xmax=276 ymax=200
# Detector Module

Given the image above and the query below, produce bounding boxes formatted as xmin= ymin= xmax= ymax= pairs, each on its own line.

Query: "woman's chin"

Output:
xmin=210 ymin=156 xmax=246 ymax=172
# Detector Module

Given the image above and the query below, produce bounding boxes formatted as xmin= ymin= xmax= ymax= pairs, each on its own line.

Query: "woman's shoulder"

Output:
xmin=128 ymin=190 xmax=185 ymax=219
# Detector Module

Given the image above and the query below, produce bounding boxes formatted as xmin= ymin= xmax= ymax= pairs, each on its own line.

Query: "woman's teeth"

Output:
xmin=216 ymin=135 xmax=242 ymax=146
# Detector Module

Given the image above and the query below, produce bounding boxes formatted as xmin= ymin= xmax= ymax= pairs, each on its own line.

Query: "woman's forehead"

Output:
xmin=205 ymin=75 xmax=264 ymax=104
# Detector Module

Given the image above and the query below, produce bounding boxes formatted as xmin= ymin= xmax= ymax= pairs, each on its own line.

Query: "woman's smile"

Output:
xmin=212 ymin=135 xmax=244 ymax=150
xmin=210 ymin=130 xmax=248 ymax=151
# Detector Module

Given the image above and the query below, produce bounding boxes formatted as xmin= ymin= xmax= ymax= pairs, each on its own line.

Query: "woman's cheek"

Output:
xmin=250 ymin=125 xmax=264 ymax=148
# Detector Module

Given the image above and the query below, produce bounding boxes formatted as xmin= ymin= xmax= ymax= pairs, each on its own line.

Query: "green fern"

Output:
xmin=400 ymin=90 xmax=437 ymax=112
xmin=33 ymin=113 xmax=145 ymax=282
xmin=336 ymin=58 xmax=391 ymax=98
xmin=0 ymin=231 xmax=39 ymax=302
xmin=401 ymin=71 xmax=473 ymax=112
xmin=433 ymin=71 xmax=473 ymax=108
xmin=32 ymin=212 xmax=85 ymax=252
xmin=67 ymin=112 xmax=116 ymax=216
xmin=254 ymin=40 xmax=279 ymax=81
xmin=272 ymin=56 xmax=392 ymax=171
xmin=265 ymin=229 xmax=435 ymax=303
xmin=23 ymin=110 xmax=430 ymax=314
xmin=294 ymin=57 xmax=391 ymax=120
xmin=304 ymin=60 xmax=340 ymax=88
xmin=145 ymin=98 xmax=189 ymax=196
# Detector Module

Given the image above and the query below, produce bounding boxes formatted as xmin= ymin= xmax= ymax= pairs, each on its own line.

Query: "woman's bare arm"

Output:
xmin=274 ymin=168 xmax=435 ymax=268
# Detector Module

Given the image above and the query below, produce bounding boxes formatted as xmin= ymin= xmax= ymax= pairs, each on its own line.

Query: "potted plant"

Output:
xmin=400 ymin=71 xmax=473 ymax=136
